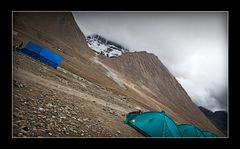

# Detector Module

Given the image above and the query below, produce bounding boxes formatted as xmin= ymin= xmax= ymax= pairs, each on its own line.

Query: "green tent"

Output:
xmin=124 ymin=111 xmax=182 ymax=137
xmin=124 ymin=111 xmax=217 ymax=138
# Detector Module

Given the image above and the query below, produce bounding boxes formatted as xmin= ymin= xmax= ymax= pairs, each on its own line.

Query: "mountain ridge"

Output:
xmin=199 ymin=106 xmax=227 ymax=136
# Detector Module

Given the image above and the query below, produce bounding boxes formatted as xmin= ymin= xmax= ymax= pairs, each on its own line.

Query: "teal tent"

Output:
xmin=124 ymin=111 xmax=217 ymax=138
xmin=124 ymin=111 xmax=182 ymax=137
xmin=202 ymin=131 xmax=217 ymax=137
xmin=178 ymin=124 xmax=205 ymax=137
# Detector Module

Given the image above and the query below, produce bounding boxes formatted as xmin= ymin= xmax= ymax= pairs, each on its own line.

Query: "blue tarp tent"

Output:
xmin=124 ymin=111 xmax=217 ymax=138
xmin=17 ymin=41 xmax=62 ymax=69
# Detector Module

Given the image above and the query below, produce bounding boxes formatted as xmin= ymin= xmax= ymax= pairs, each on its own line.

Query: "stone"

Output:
xmin=46 ymin=103 xmax=53 ymax=108
xmin=77 ymin=118 xmax=83 ymax=122
xmin=20 ymin=129 xmax=28 ymax=135
xmin=60 ymin=116 xmax=66 ymax=119
xmin=13 ymin=124 xmax=18 ymax=129
xmin=135 ymin=106 xmax=142 ymax=111
xmin=39 ymin=107 xmax=44 ymax=111
xmin=83 ymin=118 xmax=88 ymax=121
xmin=19 ymin=84 xmax=23 ymax=88
xmin=33 ymin=127 xmax=37 ymax=131
xmin=86 ymin=125 xmax=91 ymax=129
xmin=18 ymin=132 xmax=23 ymax=137
xmin=117 ymin=130 xmax=121 ymax=134
xmin=109 ymin=110 xmax=114 ymax=114
xmin=38 ymin=114 xmax=46 ymax=118
xmin=15 ymin=120 xmax=21 ymax=124
xmin=22 ymin=126 xmax=29 ymax=131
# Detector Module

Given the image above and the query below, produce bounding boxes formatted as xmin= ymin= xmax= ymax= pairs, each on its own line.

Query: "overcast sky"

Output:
xmin=73 ymin=12 xmax=228 ymax=112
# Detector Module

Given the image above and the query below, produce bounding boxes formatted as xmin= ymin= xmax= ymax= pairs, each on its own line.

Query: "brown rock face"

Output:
xmin=13 ymin=12 xmax=224 ymax=137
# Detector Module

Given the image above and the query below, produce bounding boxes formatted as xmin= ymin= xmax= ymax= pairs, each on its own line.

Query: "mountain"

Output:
xmin=86 ymin=34 xmax=129 ymax=58
xmin=100 ymin=51 xmax=225 ymax=135
xmin=199 ymin=106 xmax=227 ymax=136
xmin=199 ymin=106 xmax=213 ymax=116
xmin=12 ymin=12 xmax=224 ymax=137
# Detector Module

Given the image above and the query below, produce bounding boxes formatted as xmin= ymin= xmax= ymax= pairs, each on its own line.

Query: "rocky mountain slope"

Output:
xmin=13 ymin=12 xmax=224 ymax=137
xmin=101 ymin=51 xmax=224 ymax=135
xmin=199 ymin=106 xmax=227 ymax=136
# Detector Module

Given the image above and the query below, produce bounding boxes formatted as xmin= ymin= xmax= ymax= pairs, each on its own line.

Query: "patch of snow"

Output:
xmin=86 ymin=34 xmax=129 ymax=58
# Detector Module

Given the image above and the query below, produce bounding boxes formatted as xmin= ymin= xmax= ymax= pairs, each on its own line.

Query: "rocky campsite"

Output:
xmin=13 ymin=12 xmax=225 ymax=137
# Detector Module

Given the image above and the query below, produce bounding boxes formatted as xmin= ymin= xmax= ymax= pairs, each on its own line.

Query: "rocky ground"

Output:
xmin=13 ymin=51 xmax=143 ymax=137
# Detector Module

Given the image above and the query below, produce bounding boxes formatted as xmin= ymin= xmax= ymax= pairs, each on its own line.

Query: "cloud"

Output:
xmin=72 ymin=12 xmax=228 ymax=112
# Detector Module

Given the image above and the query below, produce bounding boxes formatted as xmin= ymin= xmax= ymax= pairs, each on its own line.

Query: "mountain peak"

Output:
xmin=86 ymin=34 xmax=129 ymax=58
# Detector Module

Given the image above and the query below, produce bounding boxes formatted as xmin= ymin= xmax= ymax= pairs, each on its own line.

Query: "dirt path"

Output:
xmin=14 ymin=68 xmax=129 ymax=114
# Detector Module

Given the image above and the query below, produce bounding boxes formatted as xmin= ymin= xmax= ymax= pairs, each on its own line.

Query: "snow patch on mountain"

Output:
xmin=86 ymin=34 xmax=129 ymax=58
